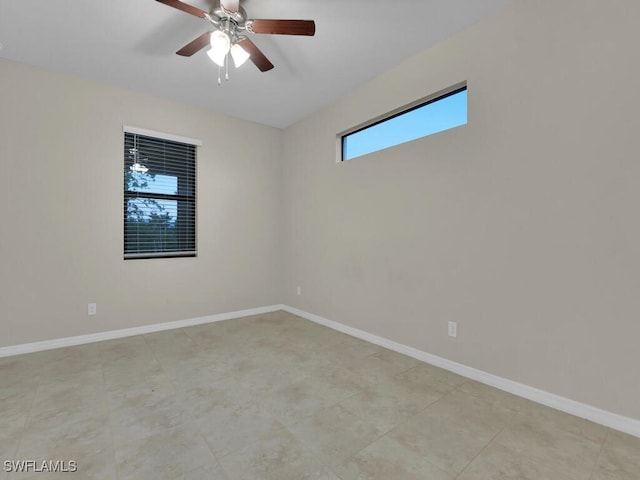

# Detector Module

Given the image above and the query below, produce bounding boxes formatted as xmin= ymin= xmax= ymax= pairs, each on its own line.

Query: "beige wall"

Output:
xmin=0 ymin=59 xmax=283 ymax=347
xmin=282 ymin=0 xmax=640 ymax=420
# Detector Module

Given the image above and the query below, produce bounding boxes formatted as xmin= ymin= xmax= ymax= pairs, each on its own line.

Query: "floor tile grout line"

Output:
xmin=99 ymin=349 xmax=122 ymax=480
xmin=453 ymin=426 xmax=505 ymax=479
xmin=110 ymin=333 xmax=176 ymax=479
xmin=339 ymin=386 xmax=446 ymax=440
xmin=200 ymin=399 xmax=292 ymax=462
xmin=448 ymin=378 xmax=614 ymax=447
xmin=331 ymin=388 xmax=451 ymax=474
xmin=184 ymin=430 xmax=233 ymax=480
xmin=446 ymin=380 xmax=530 ymax=479
xmin=587 ymin=428 xmax=610 ymax=480
xmin=11 ymin=365 xmax=44 ymax=464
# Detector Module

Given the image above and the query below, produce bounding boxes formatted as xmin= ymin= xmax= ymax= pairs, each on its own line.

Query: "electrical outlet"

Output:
xmin=296 ymin=286 xmax=302 ymax=296
xmin=88 ymin=303 xmax=97 ymax=316
xmin=448 ymin=321 xmax=457 ymax=338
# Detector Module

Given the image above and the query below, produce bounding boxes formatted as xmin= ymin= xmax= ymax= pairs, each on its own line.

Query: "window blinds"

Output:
xmin=123 ymin=130 xmax=197 ymax=259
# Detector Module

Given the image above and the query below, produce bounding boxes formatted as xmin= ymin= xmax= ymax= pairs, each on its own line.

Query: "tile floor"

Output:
xmin=1 ymin=310 xmax=638 ymax=479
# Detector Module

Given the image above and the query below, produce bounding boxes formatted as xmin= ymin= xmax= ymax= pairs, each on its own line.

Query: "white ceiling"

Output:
xmin=0 ymin=0 xmax=513 ymax=128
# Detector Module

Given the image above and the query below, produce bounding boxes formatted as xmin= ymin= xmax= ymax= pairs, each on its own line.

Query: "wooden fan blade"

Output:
xmin=248 ymin=19 xmax=315 ymax=36
xmin=176 ymin=32 xmax=211 ymax=56
xmin=220 ymin=0 xmax=239 ymax=13
xmin=155 ymin=0 xmax=207 ymax=18
xmin=237 ymin=38 xmax=274 ymax=72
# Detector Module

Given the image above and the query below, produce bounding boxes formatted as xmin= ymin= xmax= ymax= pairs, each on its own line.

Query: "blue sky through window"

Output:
xmin=127 ymin=173 xmax=178 ymax=223
xmin=342 ymin=89 xmax=467 ymax=161
xmin=128 ymin=173 xmax=178 ymax=195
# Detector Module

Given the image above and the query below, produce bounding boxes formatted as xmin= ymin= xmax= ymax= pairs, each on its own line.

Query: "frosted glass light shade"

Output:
xmin=129 ymin=163 xmax=149 ymax=173
xmin=208 ymin=30 xmax=230 ymax=66
xmin=207 ymin=47 xmax=226 ymax=67
xmin=230 ymin=43 xmax=250 ymax=67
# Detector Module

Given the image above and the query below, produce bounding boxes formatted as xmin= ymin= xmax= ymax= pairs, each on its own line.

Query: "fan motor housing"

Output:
xmin=210 ymin=2 xmax=247 ymax=26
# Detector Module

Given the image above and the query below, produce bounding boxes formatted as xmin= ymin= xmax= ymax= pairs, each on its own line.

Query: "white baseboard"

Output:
xmin=281 ymin=305 xmax=640 ymax=439
xmin=0 ymin=305 xmax=284 ymax=358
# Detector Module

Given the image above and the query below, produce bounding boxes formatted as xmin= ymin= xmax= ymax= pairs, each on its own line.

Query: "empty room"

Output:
xmin=1 ymin=0 xmax=639 ymax=478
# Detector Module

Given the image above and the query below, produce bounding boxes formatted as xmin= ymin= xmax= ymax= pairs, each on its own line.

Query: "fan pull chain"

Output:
xmin=225 ymin=52 xmax=229 ymax=81
xmin=217 ymin=65 xmax=222 ymax=86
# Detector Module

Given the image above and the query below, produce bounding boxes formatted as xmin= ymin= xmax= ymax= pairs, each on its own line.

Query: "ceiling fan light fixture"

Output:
xmin=130 ymin=162 xmax=149 ymax=173
xmin=230 ymin=43 xmax=250 ymax=68
xmin=208 ymin=30 xmax=230 ymax=63
xmin=207 ymin=47 xmax=227 ymax=67
xmin=157 ymin=0 xmax=317 ymax=78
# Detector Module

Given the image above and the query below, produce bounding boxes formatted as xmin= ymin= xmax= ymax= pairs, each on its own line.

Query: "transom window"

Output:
xmin=340 ymin=84 xmax=468 ymax=161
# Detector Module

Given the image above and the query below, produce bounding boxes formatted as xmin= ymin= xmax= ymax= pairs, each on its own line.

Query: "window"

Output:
xmin=123 ymin=127 xmax=200 ymax=259
xmin=340 ymin=85 xmax=467 ymax=161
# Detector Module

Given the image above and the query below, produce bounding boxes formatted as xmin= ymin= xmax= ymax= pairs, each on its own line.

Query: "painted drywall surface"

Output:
xmin=0 ymin=58 xmax=283 ymax=347
xmin=282 ymin=0 xmax=640 ymax=420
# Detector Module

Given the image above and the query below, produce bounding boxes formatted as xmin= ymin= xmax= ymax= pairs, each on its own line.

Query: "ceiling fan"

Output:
xmin=156 ymin=0 xmax=315 ymax=82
